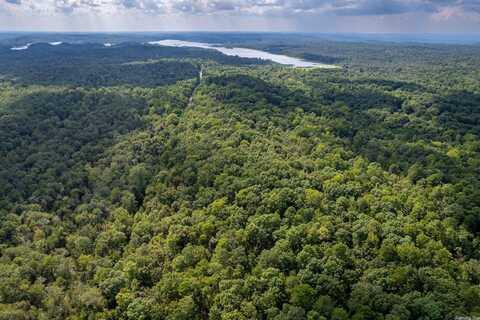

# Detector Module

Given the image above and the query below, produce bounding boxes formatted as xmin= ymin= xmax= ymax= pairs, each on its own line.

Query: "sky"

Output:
xmin=1 ymin=0 xmax=480 ymax=33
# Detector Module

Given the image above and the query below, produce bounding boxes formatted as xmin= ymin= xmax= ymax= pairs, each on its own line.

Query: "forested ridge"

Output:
xmin=0 ymin=39 xmax=480 ymax=320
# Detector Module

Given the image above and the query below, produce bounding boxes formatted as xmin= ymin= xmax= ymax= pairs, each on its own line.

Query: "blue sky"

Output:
xmin=1 ymin=0 xmax=480 ymax=32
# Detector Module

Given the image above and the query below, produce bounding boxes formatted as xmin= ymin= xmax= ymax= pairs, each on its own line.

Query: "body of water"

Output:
xmin=11 ymin=42 xmax=62 ymax=50
xmin=9 ymin=39 xmax=337 ymax=68
xmin=11 ymin=43 xmax=32 ymax=51
xmin=148 ymin=39 xmax=334 ymax=68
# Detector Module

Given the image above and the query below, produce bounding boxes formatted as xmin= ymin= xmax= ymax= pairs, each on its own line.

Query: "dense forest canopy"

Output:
xmin=0 ymin=33 xmax=479 ymax=320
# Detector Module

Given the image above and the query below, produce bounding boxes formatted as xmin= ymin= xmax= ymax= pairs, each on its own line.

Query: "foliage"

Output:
xmin=0 ymin=37 xmax=479 ymax=319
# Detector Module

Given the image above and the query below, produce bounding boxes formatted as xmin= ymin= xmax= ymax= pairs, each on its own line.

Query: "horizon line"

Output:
xmin=1 ymin=30 xmax=480 ymax=35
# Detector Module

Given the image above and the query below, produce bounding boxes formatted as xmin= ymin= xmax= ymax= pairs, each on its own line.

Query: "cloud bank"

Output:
xmin=2 ymin=0 xmax=479 ymax=32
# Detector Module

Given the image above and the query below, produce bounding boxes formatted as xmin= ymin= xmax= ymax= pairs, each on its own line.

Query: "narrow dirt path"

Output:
xmin=188 ymin=66 xmax=203 ymax=107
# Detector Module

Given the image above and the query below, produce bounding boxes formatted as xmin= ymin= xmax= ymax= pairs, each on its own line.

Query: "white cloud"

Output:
xmin=1 ymin=0 xmax=479 ymax=31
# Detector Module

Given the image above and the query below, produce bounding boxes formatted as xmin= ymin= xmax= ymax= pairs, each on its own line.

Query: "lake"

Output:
xmin=148 ymin=39 xmax=334 ymax=68
xmin=11 ymin=42 xmax=62 ymax=51
xmin=9 ymin=39 xmax=337 ymax=68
